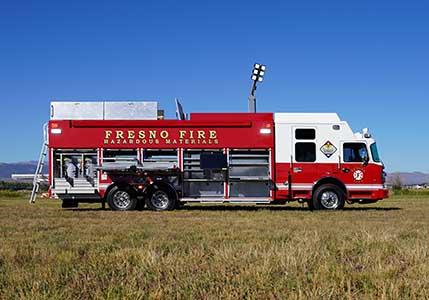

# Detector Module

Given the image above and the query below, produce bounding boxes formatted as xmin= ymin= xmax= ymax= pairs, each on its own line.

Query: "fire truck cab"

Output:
xmin=274 ymin=113 xmax=387 ymax=209
xmin=45 ymin=101 xmax=388 ymax=210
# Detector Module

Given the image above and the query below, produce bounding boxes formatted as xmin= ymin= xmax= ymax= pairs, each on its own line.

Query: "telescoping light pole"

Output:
xmin=248 ymin=63 xmax=266 ymax=113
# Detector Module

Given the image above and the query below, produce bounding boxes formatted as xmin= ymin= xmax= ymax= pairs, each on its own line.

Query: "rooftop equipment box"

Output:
xmin=50 ymin=101 xmax=158 ymax=120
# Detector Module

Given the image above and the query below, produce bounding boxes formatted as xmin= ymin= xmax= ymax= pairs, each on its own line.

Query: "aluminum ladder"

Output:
xmin=30 ymin=123 xmax=49 ymax=203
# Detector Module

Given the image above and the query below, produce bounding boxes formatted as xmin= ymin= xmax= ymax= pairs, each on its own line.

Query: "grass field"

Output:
xmin=1 ymin=194 xmax=428 ymax=299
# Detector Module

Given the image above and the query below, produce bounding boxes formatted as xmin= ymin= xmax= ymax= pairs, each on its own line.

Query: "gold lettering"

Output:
xmin=160 ymin=130 xmax=169 ymax=139
xmin=138 ymin=130 xmax=145 ymax=139
xmin=179 ymin=130 xmax=186 ymax=139
xmin=189 ymin=130 xmax=194 ymax=139
xmin=116 ymin=131 xmax=124 ymax=139
xmin=105 ymin=130 xmax=112 ymax=139
xmin=209 ymin=130 xmax=217 ymax=139
xmin=149 ymin=130 xmax=157 ymax=139
xmin=128 ymin=130 xmax=135 ymax=139
xmin=197 ymin=131 xmax=205 ymax=139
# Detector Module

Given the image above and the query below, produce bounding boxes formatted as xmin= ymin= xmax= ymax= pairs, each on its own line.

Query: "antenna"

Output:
xmin=175 ymin=98 xmax=186 ymax=120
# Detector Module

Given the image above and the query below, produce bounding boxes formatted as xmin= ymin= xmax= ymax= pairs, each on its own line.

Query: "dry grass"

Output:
xmin=0 ymin=194 xmax=428 ymax=299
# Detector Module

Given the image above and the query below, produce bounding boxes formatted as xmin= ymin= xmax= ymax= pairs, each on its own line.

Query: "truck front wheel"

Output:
xmin=312 ymin=184 xmax=345 ymax=210
xmin=107 ymin=186 xmax=137 ymax=211
xmin=145 ymin=188 xmax=176 ymax=211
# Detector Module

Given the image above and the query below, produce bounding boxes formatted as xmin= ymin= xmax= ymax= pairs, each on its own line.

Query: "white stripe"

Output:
xmin=276 ymin=183 xmax=384 ymax=191
xmin=346 ymin=185 xmax=384 ymax=190
xmin=277 ymin=186 xmax=313 ymax=190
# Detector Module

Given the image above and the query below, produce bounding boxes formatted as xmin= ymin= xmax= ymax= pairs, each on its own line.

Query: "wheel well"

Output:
xmin=104 ymin=184 xmax=116 ymax=200
xmin=312 ymin=177 xmax=347 ymax=198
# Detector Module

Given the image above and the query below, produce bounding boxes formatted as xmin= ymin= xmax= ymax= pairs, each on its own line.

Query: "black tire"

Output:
xmin=145 ymin=185 xmax=177 ymax=211
xmin=107 ymin=186 xmax=137 ymax=211
xmin=312 ymin=184 xmax=346 ymax=210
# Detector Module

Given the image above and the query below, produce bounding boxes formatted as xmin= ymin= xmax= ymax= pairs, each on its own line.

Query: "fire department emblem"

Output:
xmin=353 ymin=169 xmax=364 ymax=181
xmin=320 ymin=141 xmax=337 ymax=158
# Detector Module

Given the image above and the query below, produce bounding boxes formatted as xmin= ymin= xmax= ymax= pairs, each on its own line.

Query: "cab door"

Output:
xmin=290 ymin=127 xmax=317 ymax=195
xmin=339 ymin=142 xmax=372 ymax=186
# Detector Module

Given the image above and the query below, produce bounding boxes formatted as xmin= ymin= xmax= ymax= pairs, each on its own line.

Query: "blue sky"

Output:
xmin=0 ymin=0 xmax=428 ymax=172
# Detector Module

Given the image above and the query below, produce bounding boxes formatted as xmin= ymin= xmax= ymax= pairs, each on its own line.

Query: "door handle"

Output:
xmin=342 ymin=168 xmax=350 ymax=173
xmin=293 ymin=167 xmax=302 ymax=173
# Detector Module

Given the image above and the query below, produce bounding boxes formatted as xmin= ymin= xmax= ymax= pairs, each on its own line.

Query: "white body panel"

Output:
xmin=275 ymin=113 xmax=358 ymax=164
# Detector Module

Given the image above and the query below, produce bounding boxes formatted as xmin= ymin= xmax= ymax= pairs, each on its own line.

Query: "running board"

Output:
xmin=57 ymin=194 xmax=102 ymax=202
xmin=180 ymin=197 xmax=272 ymax=204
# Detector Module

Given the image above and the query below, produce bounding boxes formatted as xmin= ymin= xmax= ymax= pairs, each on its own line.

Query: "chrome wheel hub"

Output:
xmin=151 ymin=191 xmax=169 ymax=210
xmin=113 ymin=191 xmax=131 ymax=209
xmin=320 ymin=191 xmax=340 ymax=209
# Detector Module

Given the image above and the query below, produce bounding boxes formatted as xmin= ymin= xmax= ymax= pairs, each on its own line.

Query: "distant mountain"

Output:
xmin=386 ymin=172 xmax=429 ymax=186
xmin=0 ymin=161 xmax=48 ymax=180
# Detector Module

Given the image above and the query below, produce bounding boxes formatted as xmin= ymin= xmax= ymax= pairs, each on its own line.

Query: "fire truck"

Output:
xmin=32 ymin=99 xmax=388 ymax=211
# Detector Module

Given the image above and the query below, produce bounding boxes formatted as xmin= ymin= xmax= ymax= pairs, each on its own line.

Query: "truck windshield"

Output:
xmin=370 ymin=143 xmax=381 ymax=163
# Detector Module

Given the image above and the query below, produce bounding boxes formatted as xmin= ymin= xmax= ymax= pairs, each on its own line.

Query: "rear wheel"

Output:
xmin=312 ymin=184 xmax=345 ymax=210
xmin=145 ymin=187 xmax=176 ymax=211
xmin=107 ymin=186 xmax=137 ymax=211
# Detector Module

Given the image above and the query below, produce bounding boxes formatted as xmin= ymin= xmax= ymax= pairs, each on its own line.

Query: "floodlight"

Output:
xmin=248 ymin=62 xmax=267 ymax=113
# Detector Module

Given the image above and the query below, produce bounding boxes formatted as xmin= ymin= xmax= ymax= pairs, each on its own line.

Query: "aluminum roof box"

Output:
xmin=50 ymin=101 xmax=158 ymax=120
xmin=50 ymin=102 xmax=104 ymax=120
xmin=104 ymin=101 xmax=157 ymax=120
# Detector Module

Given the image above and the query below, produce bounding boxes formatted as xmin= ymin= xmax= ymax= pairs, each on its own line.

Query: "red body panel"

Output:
xmin=274 ymin=162 xmax=387 ymax=200
xmin=49 ymin=113 xmax=274 ymax=149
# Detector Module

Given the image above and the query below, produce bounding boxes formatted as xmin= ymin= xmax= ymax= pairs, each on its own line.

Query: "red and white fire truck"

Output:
xmin=38 ymin=100 xmax=388 ymax=210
